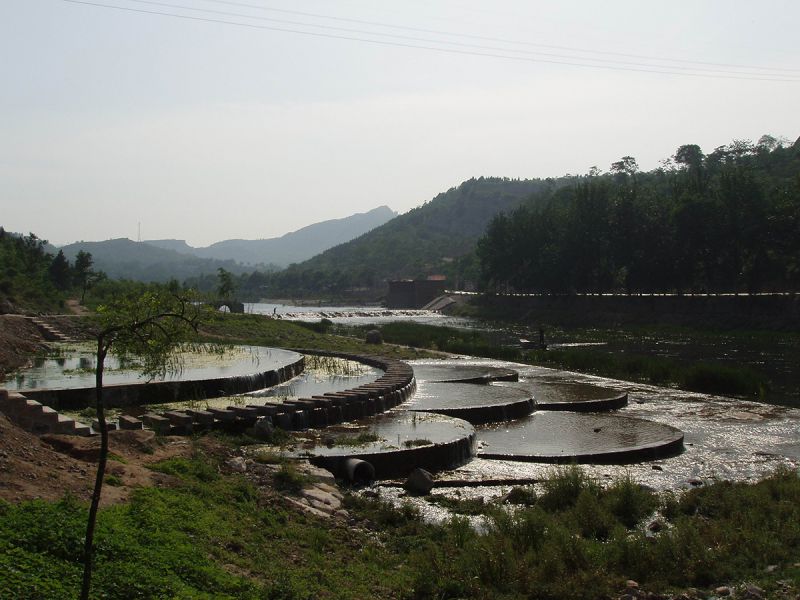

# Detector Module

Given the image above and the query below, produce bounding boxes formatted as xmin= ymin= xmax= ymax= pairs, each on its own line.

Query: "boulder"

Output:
xmin=252 ymin=416 xmax=275 ymax=441
xmin=365 ymin=329 xmax=383 ymax=345
xmin=403 ymin=467 xmax=434 ymax=495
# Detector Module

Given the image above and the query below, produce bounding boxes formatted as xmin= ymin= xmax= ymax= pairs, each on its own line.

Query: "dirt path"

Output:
xmin=65 ymin=298 xmax=90 ymax=315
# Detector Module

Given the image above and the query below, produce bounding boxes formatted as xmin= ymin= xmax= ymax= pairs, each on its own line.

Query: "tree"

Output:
xmin=48 ymin=249 xmax=72 ymax=291
xmin=80 ymin=289 xmax=209 ymax=600
xmin=217 ymin=267 xmax=236 ymax=299
xmin=74 ymin=250 xmax=98 ymax=302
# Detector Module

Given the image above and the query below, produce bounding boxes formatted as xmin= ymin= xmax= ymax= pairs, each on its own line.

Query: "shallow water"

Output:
xmin=477 ymin=412 xmax=682 ymax=459
xmin=3 ymin=344 xmax=299 ymax=391
xmin=369 ymin=357 xmax=800 ymax=522
xmin=245 ymin=302 xmax=474 ymax=327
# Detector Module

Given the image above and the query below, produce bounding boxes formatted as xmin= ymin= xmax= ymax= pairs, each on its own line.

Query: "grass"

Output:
xmin=3 ymin=459 xmax=799 ymax=599
xmin=354 ymin=320 xmax=772 ymax=400
xmin=197 ymin=313 xmax=434 ymax=361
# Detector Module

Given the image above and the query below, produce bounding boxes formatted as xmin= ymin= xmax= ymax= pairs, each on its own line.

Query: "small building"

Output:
xmin=386 ymin=278 xmax=447 ymax=309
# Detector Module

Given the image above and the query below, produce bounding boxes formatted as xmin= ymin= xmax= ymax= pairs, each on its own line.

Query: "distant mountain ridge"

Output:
xmin=262 ymin=176 xmax=575 ymax=297
xmin=145 ymin=205 xmax=396 ymax=267
xmin=59 ymin=205 xmax=396 ymax=283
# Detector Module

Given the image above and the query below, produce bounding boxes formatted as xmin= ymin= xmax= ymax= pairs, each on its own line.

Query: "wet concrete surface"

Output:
xmin=419 ymin=359 xmax=799 ymax=488
xmin=412 ymin=363 xmax=518 ymax=384
xmin=496 ymin=380 xmax=628 ymax=410
xmin=477 ymin=411 xmax=683 ymax=462
xmin=286 ymin=411 xmax=476 ymax=479
xmin=369 ymin=357 xmax=800 ymax=521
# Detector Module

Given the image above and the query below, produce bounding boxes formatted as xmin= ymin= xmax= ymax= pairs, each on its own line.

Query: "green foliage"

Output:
xmin=478 ymin=139 xmax=800 ymax=294
xmin=4 ymin=466 xmax=800 ymax=599
xmin=680 ymin=362 xmax=767 ymax=397
xmin=0 ymin=229 xmax=64 ymax=311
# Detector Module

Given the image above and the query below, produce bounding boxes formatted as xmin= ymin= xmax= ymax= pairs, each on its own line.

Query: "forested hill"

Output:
xmin=60 ymin=238 xmax=253 ymax=283
xmin=478 ymin=136 xmax=800 ymax=295
xmin=262 ymin=177 xmax=573 ymax=296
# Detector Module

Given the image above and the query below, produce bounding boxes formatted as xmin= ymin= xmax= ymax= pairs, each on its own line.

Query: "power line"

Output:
xmin=120 ymin=0 xmax=800 ymax=79
xmin=201 ymin=0 xmax=800 ymax=75
xmin=56 ymin=0 xmax=800 ymax=83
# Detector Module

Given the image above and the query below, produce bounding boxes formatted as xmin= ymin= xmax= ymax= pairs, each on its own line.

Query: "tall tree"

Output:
xmin=217 ymin=267 xmax=236 ymax=299
xmin=48 ymin=249 xmax=72 ymax=291
xmin=74 ymin=250 xmax=97 ymax=302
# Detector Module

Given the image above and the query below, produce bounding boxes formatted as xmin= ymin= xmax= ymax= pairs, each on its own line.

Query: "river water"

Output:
xmin=247 ymin=302 xmax=797 ymax=407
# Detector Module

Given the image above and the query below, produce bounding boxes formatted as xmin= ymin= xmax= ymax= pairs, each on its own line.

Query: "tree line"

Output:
xmin=477 ymin=136 xmax=800 ymax=295
xmin=0 ymin=229 xmax=101 ymax=311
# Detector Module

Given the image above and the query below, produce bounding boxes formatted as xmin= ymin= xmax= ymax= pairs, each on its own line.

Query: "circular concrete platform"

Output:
xmin=477 ymin=412 xmax=684 ymax=464
xmin=291 ymin=411 xmax=475 ymax=479
xmin=413 ymin=364 xmax=519 ymax=385
xmin=498 ymin=381 xmax=628 ymax=412
xmin=409 ymin=383 xmax=534 ymax=424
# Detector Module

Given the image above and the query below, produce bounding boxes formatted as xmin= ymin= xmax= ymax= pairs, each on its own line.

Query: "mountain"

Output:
xmin=59 ymin=238 xmax=253 ymax=283
xmin=145 ymin=205 xmax=397 ymax=267
xmin=262 ymin=177 xmax=574 ymax=297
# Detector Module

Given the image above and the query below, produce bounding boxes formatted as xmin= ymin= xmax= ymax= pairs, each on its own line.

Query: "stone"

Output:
xmin=626 ymin=580 xmax=639 ymax=589
xmin=648 ymin=520 xmax=664 ymax=533
xmin=226 ymin=456 xmax=247 ymax=473
xmin=118 ymin=415 xmax=144 ymax=430
xmin=651 ymin=464 xmax=663 ymax=471
xmin=252 ymin=417 xmax=274 ymax=441
xmin=714 ymin=586 xmax=731 ymax=597
xmin=365 ymin=329 xmax=383 ymax=344
xmin=743 ymin=585 xmax=765 ymax=600
xmin=403 ymin=467 xmax=434 ymax=495
xmin=764 ymin=564 xmax=778 ymax=573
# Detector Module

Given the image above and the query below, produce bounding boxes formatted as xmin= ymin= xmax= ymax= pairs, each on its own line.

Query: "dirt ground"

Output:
xmin=0 ymin=312 xmax=200 ymax=506
xmin=0 ymin=315 xmax=48 ymax=379
xmin=0 ymin=412 xmax=202 ymax=505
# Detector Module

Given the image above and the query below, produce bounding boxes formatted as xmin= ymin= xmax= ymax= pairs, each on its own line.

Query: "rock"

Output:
xmin=714 ymin=586 xmax=731 ymax=597
xmin=648 ymin=520 xmax=664 ymax=533
xmin=764 ymin=564 xmax=779 ymax=573
xmin=651 ymin=464 xmax=663 ymax=471
xmin=626 ymin=580 xmax=639 ymax=589
xmin=365 ymin=329 xmax=383 ymax=345
xmin=688 ymin=477 xmax=704 ymax=487
xmin=252 ymin=417 xmax=274 ymax=441
xmin=302 ymin=463 xmax=336 ymax=485
xmin=743 ymin=584 xmax=765 ymax=599
xmin=226 ymin=456 xmax=247 ymax=473
xmin=403 ymin=467 xmax=434 ymax=495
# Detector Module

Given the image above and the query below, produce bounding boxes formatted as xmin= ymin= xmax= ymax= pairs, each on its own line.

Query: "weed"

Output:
xmin=104 ymin=474 xmax=123 ymax=487
xmin=403 ymin=438 xmax=432 ymax=448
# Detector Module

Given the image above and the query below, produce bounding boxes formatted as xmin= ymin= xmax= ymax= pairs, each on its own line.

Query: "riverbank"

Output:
xmin=3 ymin=311 xmax=800 ymax=599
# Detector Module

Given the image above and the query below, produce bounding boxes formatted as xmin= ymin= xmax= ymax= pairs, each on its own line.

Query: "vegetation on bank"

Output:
xmin=478 ymin=137 xmax=800 ymax=295
xmin=3 ymin=451 xmax=799 ymax=600
xmin=0 ymin=229 xmax=99 ymax=313
xmin=359 ymin=322 xmax=773 ymax=400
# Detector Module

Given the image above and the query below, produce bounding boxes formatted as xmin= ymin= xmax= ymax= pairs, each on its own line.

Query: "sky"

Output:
xmin=1 ymin=0 xmax=798 ymax=247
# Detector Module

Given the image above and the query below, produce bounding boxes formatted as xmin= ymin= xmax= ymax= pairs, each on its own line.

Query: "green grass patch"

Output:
xmin=3 ymin=462 xmax=800 ymax=599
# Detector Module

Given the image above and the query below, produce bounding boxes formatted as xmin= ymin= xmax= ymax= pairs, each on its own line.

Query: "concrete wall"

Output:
xmin=387 ymin=280 xmax=447 ymax=309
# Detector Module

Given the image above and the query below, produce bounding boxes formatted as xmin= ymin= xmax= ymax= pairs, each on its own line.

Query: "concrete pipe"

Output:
xmin=343 ymin=458 xmax=375 ymax=484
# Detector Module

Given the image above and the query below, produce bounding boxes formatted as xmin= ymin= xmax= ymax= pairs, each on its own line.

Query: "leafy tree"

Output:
xmin=74 ymin=250 xmax=98 ymax=302
xmin=48 ymin=249 xmax=72 ymax=291
xmin=216 ymin=267 xmax=236 ymax=299
xmin=80 ymin=289 xmax=210 ymax=600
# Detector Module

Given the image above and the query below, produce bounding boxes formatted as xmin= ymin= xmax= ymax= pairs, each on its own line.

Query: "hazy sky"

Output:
xmin=2 ymin=0 xmax=798 ymax=246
